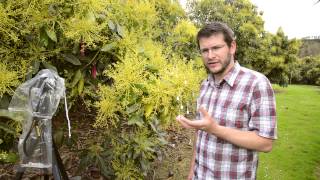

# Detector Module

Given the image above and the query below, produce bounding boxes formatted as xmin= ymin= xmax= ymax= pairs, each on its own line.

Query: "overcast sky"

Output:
xmin=179 ymin=0 xmax=320 ymax=39
xmin=251 ymin=0 xmax=320 ymax=39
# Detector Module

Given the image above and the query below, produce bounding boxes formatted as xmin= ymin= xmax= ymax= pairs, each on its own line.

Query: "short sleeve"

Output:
xmin=249 ymin=76 xmax=277 ymax=139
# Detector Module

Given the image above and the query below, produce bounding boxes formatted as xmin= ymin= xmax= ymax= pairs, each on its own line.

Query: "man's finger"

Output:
xmin=176 ymin=116 xmax=194 ymax=129
xmin=177 ymin=119 xmax=193 ymax=129
xmin=199 ymin=107 xmax=211 ymax=119
xmin=178 ymin=116 xmax=204 ymax=128
xmin=176 ymin=115 xmax=191 ymax=121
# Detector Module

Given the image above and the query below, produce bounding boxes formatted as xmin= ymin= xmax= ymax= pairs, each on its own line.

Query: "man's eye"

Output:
xmin=201 ymin=49 xmax=208 ymax=53
xmin=212 ymin=46 xmax=222 ymax=50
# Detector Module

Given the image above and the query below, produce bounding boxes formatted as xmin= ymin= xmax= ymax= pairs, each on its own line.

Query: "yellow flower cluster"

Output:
xmin=0 ymin=63 xmax=20 ymax=97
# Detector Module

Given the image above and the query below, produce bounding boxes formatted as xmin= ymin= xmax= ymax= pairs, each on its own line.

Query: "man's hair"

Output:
xmin=196 ymin=22 xmax=235 ymax=48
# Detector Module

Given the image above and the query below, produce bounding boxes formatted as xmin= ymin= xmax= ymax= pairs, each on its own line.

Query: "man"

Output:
xmin=176 ymin=22 xmax=277 ymax=180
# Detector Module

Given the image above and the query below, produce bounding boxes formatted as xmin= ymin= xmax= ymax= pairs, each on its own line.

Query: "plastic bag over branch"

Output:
xmin=8 ymin=69 xmax=70 ymax=168
xmin=9 ymin=69 xmax=65 ymax=118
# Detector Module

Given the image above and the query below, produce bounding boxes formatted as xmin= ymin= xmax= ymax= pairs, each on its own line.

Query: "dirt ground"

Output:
xmin=151 ymin=128 xmax=195 ymax=180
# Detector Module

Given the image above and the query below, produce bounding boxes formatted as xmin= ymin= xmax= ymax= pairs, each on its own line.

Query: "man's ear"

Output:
xmin=230 ymin=41 xmax=237 ymax=55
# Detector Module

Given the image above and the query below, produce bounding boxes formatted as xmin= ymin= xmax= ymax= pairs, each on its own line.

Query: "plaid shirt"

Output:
xmin=194 ymin=62 xmax=277 ymax=180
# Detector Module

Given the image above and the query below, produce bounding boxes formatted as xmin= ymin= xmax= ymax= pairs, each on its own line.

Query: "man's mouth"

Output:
xmin=207 ymin=61 xmax=219 ymax=67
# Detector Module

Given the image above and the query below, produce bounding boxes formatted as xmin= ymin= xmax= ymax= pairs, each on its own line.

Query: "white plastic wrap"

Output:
xmin=9 ymin=69 xmax=65 ymax=168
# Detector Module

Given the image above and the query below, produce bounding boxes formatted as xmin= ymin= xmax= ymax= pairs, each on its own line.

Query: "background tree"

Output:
xmin=266 ymin=28 xmax=301 ymax=86
xmin=294 ymin=56 xmax=320 ymax=85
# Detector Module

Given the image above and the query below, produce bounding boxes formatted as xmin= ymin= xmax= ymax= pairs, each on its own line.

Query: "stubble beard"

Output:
xmin=205 ymin=53 xmax=233 ymax=76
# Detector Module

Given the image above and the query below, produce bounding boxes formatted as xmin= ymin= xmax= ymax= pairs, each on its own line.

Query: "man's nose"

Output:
xmin=207 ymin=49 xmax=217 ymax=59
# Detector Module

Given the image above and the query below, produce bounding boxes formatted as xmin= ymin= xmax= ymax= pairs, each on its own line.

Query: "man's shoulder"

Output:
xmin=239 ymin=66 xmax=269 ymax=83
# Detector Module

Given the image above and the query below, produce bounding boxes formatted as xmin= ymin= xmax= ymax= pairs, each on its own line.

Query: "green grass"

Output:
xmin=258 ymin=85 xmax=320 ymax=180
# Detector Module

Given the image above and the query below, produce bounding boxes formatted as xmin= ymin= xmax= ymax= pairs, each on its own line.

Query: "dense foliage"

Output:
xmin=0 ymin=0 xmax=205 ymax=178
xmin=0 ymin=0 xmax=318 ymax=178
xmin=291 ymin=56 xmax=320 ymax=85
xmin=92 ymin=2 xmax=205 ymax=178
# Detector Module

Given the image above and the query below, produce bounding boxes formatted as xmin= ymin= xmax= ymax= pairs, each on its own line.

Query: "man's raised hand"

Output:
xmin=176 ymin=107 xmax=219 ymax=134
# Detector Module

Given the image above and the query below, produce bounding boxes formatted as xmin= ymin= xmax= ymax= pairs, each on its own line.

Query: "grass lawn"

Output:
xmin=258 ymin=85 xmax=320 ymax=179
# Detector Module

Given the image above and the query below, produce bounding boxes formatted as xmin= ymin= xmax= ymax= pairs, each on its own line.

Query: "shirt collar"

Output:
xmin=207 ymin=61 xmax=241 ymax=88
xmin=223 ymin=61 xmax=241 ymax=87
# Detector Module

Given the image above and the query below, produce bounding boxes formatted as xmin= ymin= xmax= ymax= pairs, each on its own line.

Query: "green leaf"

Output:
xmin=133 ymin=83 xmax=148 ymax=93
xmin=26 ymin=60 xmax=40 ymax=80
xmin=32 ymin=60 xmax=40 ymax=74
xmin=45 ymin=27 xmax=57 ymax=42
xmin=101 ymin=42 xmax=116 ymax=52
xmin=72 ymin=42 xmax=80 ymax=55
xmin=127 ymin=114 xmax=143 ymax=127
xmin=144 ymin=104 xmax=153 ymax=118
xmin=158 ymin=136 xmax=168 ymax=146
xmin=86 ymin=11 xmax=96 ymax=23
xmin=77 ymin=154 xmax=91 ymax=172
xmin=42 ymin=61 xmax=57 ymax=72
xmin=62 ymin=7 xmax=73 ymax=14
xmin=0 ymin=122 xmax=16 ymax=135
xmin=97 ymin=156 xmax=112 ymax=177
xmin=62 ymin=53 xmax=81 ymax=65
xmin=40 ymin=28 xmax=49 ymax=47
xmin=71 ymin=69 xmax=82 ymax=87
xmin=145 ymin=146 xmax=155 ymax=153
xmin=149 ymin=121 xmax=158 ymax=133
xmin=0 ymin=94 xmax=10 ymax=109
xmin=138 ymin=47 xmax=144 ymax=54
xmin=78 ymin=77 xmax=84 ymax=95
xmin=133 ymin=150 xmax=140 ymax=159
xmin=48 ymin=4 xmax=58 ymax=16
xmin=140 ymin=159 xmax=150 ymax=174
xmin=145 ymin=64 xmax=159 ymax=74
xmin=0 ymin=151 xmax=18 ymax=163
xmin=108 ymin=20 xmax=115 ymax=31
xmin=0 ymin=110 xmax=22 ymax=122
xmin=126 ymin=103 xmax=141 ymax=114
xmin=116 ymin=23 xmax=125 ymax=37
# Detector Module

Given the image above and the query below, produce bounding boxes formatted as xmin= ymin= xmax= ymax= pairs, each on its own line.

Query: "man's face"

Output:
xmin=199 ymin=33 xmax=236 ymax=77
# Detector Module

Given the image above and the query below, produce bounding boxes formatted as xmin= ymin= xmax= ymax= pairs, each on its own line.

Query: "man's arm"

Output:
xmin=176 ymin=108 xmax=274 ymax=152
xmin=213 ymin=125 xmax=273 ymax=152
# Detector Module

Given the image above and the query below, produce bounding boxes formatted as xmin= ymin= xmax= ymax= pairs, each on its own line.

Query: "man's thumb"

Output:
xmin=199 ymin=107 xmax=210 ymax=118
